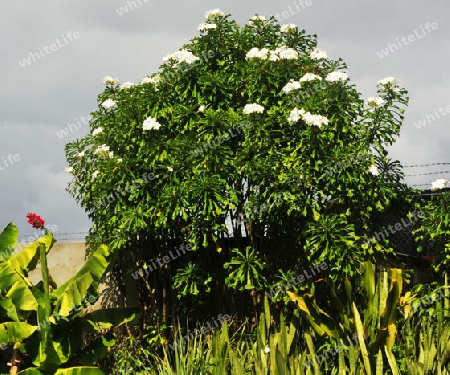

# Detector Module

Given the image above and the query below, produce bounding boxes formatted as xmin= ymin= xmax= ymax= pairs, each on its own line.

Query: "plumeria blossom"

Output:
xmin=120 ymin=82 xmax=134 ymax=90
xmin=282 ymin=80 xmax=301 ymax=94
xmin=92 ymin=170 xmax=100 ymax=179
xmin=198 ymin=23 xmax=217 ymax=32
xmin=143 ymin=116 xmax=162 ymax=130
xmin=94 ymin=144 xmax=110 ymax=157
xmin=245 ymin=47 xmax=270 ymax=60
xmin=369 ymin=164 xmax=380 ymax=176
xmin=64 ymin=166 xmax=74 ymax=174
xmin=92 ymin=127 xmax=103 ymax=136
xmin=140 ymin=75 xmax=161 ymax=86
xmin=326 ymin=72 xmax=348 ymax=83
xmin=205 ymin=9 xmax=224 ymax=19
xmin=431 ymin=178 xmax=449 ymax=191
xmin=243 ymin=103 xmax=264 ymax=114
xmin=198 ymin=105 xmax=205 ymax=112
xmin=377 ymin=77 xmax=397 ymax=87
xmin=249 ymin=15 xmax=267 ymax=25
xmin=271 ymin=46 xmax=298 ymax=60
xmin=108 ymin=151 xmax=114 ymax=158
xmin=117 ymin=158 xmax=123 ymax=163
xmin=101 ymin=99 xmax=117 ymax=110
xmin=288 ymin=108 xmax=306 ymax=124
xmin=103 ymin=76 xmax=119 ymax=85
xmin=163 ymin=49 xmax=200 ymax=66
xmin=280 ymin=23 xmax=297 ymax=32
xmin=299 ymin=73 xmax=322 ymax=83
xmin=167 ymin=166 xmax=174 ymax=172
xmin=77 ymin=151 xmax=85 ymax=158
xmin=288 ymin=108 xmax=329 ymax=128
xmin=310 ymin=47 xmax=328 ymax=60
xmin=367 ymin=96 xmax=386 ymax=109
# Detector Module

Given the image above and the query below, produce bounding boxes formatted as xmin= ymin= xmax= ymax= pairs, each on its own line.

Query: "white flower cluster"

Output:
xmin=64 ymin=166 xmax=74 ymax=174
xmin=120 ymin=82 xmax=134 ymax=90
xmin=101 ymin=99 xmax=117 ymax=110
xmin=143 ymin=116 xmax=161 ymax=131
xmin=282 ymin=80 xmax=301 ymax=94
xmin=92 ymin=170 xmax=100 ymax=179
xmin=141 ymin=75 xmax=161 ymax=85
xmin=369 ymin=164 xmax=379 ymax=176
xmin=205 ymin=9 xmax=224 ymax=19
xmin=288 ymin=108 xmax=329 ymax=128
xmin=94 ymin=144 xmax=114 ymax=158
xmin=198 ymin=23 xmax=217 ymax=32
xmin=325 ymin=72 xmax=348 ymax=83
xmin=246 ymin=46 xmax=298 ymax=61
xmin=77 ymin=151 xmax=85 ymax=158
xmin=280 ymin=24 xmax=297 ymax=33
xmin=163 ymin=49 xmax=200 ymax=66
xmin=300 ymin=73 xmax=322 ymax=82
xmin=377 ymin=77 xmax=397 ymax=87
xmin=103 ymin=76 xmax=119 ymax=85
xmin=198 ymin=105 xmax=205 ymax=112
xmin=92 ymin=127 xmax=103 ymax=136
xmin=310 ymin=47 xmax=328 ymax=60
xmin=243 ymin=103 xmax=265 ymax=114
xmin=367 ymin=96 xmax=386 ymax=109
xmin=431 ymin=178 xmax=449 ymax=191
xmin=249 ymin=15 xmax=267 ymax=25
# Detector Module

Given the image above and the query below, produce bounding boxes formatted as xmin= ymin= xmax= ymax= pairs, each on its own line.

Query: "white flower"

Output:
xmin=300 ymin=73 xmax=322 ymax=83
xmin=143 ymin=116 xmax=161 ymax=130
xmin=77 ymin=151 xmax=85 ymax=158
xmin=103 ymin=76 xmax=119 ymax=85
xmin=282 ymin=80 xmax=301 ymax=94
xmin=198 ymin=23 xmax=217 ymax=32
xmin=367 ymin=96 xmax=386 ymax=109
xmin=167 ymin=166 xmax=174 ymax=172
xmin=109 ymin=151 xmax=114 ymax=158
xmin=117 ymin=158 xmax=123 ymax=163
xmin=377 ymin=77 xmax=397 ymax=87
xmin=431 ymin=178 xmax=449 ymax=191
xmin=264 ymin=346 xmax=270 ymax=353
xmin=140 ymin=75 xmax=161 ymax=86
xmin=94 ymin=144 xmax=110 ymax=157
xmin=92 ymin=127 xmax=103 ymax=136
xmin=369 ymin=165 xmax=380 ymax=176
xmin=393 ymin=87 xmax=401 ymax=93
xmin=101 ymin=99 xmax=117 ymax=110
xmin=163 ymin=49 xmax=200 ymax=66
xmin=243 ymin=103 xmax=264 ymax=114
xmin=198 ymin=105 xmax=205 ymax=112
xmin=249 ymin=15 xmax=267 ymax=25
xmin=326 ymin=72 xmax=348 ymax=82
xmin=64 ymin=166 xmax=74 ymax=174
xmin=301 ymin=111 xmax=329 ymax=128
xmin=205 ymin=9 xmax=224 ymax=19
xmin=310 ymin=47 xmax=328 ymax=60
xmin=280 ymin=24 xmax=297 ymax=33
xmin=92 ymin=170 xmax=100 ymax=179
xmin=272 ymin=46 xmax=298 ymax=60
xmin=245 ymin=47 xmax=270 ymax=60
xmin=120 ymin=82 xmax=134 ymax=90
xmin=288 ymin=108 xmax=306 ymax=124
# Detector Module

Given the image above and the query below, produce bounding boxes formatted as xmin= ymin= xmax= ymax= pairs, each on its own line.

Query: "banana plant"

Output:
xmin=0 ymin=221 xmax=140 ymax=374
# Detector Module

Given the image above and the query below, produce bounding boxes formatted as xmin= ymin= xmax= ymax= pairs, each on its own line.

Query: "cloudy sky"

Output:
xmin=1 ymin=1 xmax=449 ymax=242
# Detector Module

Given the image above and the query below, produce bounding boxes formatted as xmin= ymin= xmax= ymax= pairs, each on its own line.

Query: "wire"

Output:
xmin=403 ymin=163 xmax=450 ymax=168
xmin=404 ymin=170 xmax=450 ymax=177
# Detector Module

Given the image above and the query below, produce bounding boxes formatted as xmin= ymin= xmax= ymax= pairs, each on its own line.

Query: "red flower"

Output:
xmin=26 ymin=213 xmax=45 ymax=229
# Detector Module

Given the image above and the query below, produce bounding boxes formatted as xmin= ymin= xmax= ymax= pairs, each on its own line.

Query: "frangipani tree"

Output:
xmin=65 ymin=9 xmax=410 ymax=326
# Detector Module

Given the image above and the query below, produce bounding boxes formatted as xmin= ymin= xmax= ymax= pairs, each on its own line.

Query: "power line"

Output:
xmin=403 ymin=162 xmax=450 ymax=168
xmin=404 ymin=170 xmax=450 ymax=177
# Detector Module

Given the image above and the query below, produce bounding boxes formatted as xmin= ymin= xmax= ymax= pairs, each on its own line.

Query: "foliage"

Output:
xmin=0 ymin=222 xmax=139 ymax=374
